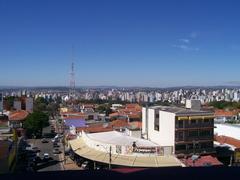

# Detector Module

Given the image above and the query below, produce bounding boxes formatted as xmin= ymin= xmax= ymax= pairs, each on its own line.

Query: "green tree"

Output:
xmin=4 ymin=96 xmax=15 ymax=110
xmin=23 ymin=112 xmax=49 ymax=138
xmin=33 ymin=97 xmax=48 ymax=112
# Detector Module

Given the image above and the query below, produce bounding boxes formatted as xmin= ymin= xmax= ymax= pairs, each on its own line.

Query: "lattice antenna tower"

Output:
xmin=69 ymin=45 xmax=76 ymax=99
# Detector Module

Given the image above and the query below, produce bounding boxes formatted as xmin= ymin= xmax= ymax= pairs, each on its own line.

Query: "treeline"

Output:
xmin=208 ymin=101 xmax=240 ymax=109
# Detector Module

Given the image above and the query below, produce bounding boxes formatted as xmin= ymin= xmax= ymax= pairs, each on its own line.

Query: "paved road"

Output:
xmin=29 ymin=138 xmax=64 ymax=172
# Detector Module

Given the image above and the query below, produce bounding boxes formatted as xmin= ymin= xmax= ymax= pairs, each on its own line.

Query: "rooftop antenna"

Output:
xmin=69 ymin=45 xmax=76 ymax=100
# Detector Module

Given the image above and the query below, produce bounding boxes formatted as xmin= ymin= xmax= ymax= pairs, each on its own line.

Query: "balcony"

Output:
xmin=175 ymin=122 xmax=213 ymax=129
xmin=175 ymin=136 xmax=213 ymax=142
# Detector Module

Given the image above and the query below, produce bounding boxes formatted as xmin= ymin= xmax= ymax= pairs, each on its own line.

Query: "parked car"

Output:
xmin=41 ymin=138 xmax=48 ymax=143
xmin=32 ymin=147 xmax=41 ymax=153
xmin=53 ymin=142 xmax=59 ymax=148
xmin=81 ymin=161 xmax=93 ymax=170
xmin=76 ymin=158 xmax=85 ymax=167
xmin=43 ymin=153 xmax=50 ymax=161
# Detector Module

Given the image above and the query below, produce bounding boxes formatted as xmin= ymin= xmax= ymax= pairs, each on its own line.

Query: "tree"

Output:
xmin=23 ymin=112 xmax=49 ymax=138
xmin=33 ymin=97 xmax=48 ymax=112
xmin=4 ymin=96 xmax=15 ymax=110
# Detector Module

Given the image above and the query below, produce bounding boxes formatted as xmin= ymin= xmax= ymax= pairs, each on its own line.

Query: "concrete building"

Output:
xmin=13 ymin=100 xmax=21 ymax=111
xmin=142 ymin=100 xmax=215 ymax=156
xmin=25 ymin=97 xmax=33 ymax=113
xmin=68 ymin=131 xmax=183 ymax=168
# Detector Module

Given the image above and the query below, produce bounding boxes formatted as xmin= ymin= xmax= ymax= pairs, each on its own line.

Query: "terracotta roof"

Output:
xmin=214 ymin=110 xmax=237 ymax=117
xmin=215 ymin=135 xmax=240 ymax=149
xmin=128 ymin=121 xmax=142 ymax=129
xmin=9 ymin=110 xmax=29 ymax=121
xmin=181 ymin=155 xmax=223 ymax=167
xmin=76 ymin=119 xmax=128 ymax=133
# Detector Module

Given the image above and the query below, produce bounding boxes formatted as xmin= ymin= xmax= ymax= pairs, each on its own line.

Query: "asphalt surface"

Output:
xmin=29 ymin=138 xmax=64 ymax=172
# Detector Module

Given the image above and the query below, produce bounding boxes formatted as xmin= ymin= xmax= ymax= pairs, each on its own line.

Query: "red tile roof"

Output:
xmin=76 ymin=119 xmax=129 ymax=133
xmin=181 ymin=155 xmax=223 ymax=167
xmin=9 ymin=110 xmax=29 ymax=121
xmin=128 ymin=121 xmax=142 ymax=129
xmin=215 ymin=135 xmax=240 ymax=149
xmin=214 ymin=110 xmax=237 ymax=117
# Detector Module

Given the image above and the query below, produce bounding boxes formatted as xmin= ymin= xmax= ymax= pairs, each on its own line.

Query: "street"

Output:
xmin=28 ymin=138 xmax=64 ymax=172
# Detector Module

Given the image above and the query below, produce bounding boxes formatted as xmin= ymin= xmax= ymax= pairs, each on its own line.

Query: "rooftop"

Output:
xmin=69 ymin=138 xmax=182 ymax=167
xmin=9 ymin=110 xmax=29 ymax=121
xmin=180 ymin=155 xmax=223 ymax=167
xmin=214 ymin=124 xmax=240 ymax=140
xmin=147 ymin=106 xmax=214 ymax=116
xmin=215 ymin=135 xmax=240 ymax=149
xmin=87 ymin=131 xmax=159 ymax=147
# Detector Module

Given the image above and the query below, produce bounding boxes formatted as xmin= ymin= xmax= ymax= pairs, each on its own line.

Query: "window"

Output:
xmin=199 ymin=130 xmax=212 ymax=136
xmin=175 ymin=144 xmax=186 ymax=151
xmin=88 ymin=115 xmax=94 ymax=120
xmin=204 ymin=119 xmax=210 ymax=123
xmin=188 ymin=130 xmax=198 ymax=137
xmin=176 ymin=131 xmax=184 ymax=141
xmin=190 ymin=120 xmax=197 ymax=124
xmin=178 ymin=120 xmax=183 ymax=128
xmin=154 ymin=116 xmax=159 ymax=131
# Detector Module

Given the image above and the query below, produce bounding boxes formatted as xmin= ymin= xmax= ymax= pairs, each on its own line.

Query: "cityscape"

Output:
xmin=1 ymin=0 xmax=240 ymax=179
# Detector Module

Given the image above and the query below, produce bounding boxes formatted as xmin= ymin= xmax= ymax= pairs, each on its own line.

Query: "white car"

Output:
xmin=43 ymin=153 xmax=50 ymax=160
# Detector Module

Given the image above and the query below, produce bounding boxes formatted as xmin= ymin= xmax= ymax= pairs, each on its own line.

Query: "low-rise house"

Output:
xmin=214 ymin=124 xmax=240 ymax=165
xmin=214 ymin=110 xmax=238 ymax=123
xmin=8 ymin=110 xmax=29 ymax=129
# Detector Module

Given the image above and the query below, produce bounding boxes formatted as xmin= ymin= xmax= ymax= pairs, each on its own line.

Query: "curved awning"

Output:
xmin=69 ymin=138 xmax=182 ymax=167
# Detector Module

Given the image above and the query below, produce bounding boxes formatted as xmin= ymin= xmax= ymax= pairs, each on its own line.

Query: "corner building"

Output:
xmin=142 ymin=101 xmax=215 ymax=156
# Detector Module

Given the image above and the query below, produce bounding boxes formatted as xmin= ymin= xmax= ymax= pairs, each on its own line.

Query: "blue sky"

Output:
xmin=1 ymin=0 xmax=240 ymax=87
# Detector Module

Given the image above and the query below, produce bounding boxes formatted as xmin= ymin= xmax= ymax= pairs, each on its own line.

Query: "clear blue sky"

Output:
xmin=1 ymin=0 xmax=240 ymax=87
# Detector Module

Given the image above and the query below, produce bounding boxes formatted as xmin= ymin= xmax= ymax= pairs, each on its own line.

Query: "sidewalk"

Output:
xmin=59 ymin=153 xmax=82 ymax=171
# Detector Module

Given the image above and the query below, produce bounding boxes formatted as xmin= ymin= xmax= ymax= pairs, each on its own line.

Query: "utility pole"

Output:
xmin=109 ymin=146 xmax=112 ymax=170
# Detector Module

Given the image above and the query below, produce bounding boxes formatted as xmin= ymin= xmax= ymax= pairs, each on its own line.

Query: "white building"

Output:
xmin=142 ymin=101 xmax=215 ymax=156
xmin=26 ymin=97 xmax=33 ymax=113
xmin=68 ymin=131 xmax=182 ymax=167
xmin=13 ymin=101 xmax=21 ymax=111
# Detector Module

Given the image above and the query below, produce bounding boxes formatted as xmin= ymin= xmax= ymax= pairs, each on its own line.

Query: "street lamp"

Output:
xmin=96 ymin=144 xmax=112 ymax=170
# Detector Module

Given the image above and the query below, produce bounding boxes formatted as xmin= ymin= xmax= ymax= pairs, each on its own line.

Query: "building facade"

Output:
xmin=142 ymin=101 xmax=215 ymax=156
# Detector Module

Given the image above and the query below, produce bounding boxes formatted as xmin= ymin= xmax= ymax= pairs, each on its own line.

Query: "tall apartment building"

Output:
xmin=142 ymin=100 xmax=215 ymax=156
xmin=13 ymin=100 xmax=22 ymax=111
xmin=25 ymin=97 xmax=33 ymax=113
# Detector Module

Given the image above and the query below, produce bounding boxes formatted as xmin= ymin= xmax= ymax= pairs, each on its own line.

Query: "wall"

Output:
xmin=142 ymin=107 xmax=146 ymax=136
xmin=147 ymin=109 xmax=175 ymax=147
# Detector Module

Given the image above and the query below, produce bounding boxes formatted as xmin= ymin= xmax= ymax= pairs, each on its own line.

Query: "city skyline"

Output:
xmin=1 ymin=0 xmax=240 ymax=87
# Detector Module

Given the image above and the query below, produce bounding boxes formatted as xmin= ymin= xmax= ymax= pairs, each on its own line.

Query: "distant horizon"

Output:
xmin=1 ymin=84 xmax=240 ymax=89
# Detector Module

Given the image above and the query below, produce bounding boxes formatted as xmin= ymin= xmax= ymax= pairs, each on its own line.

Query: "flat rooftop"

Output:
xmin=147 ymin=106 xmax=214 ymax=116
xmin=87 ymin=131 xmax=159 ymax=147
